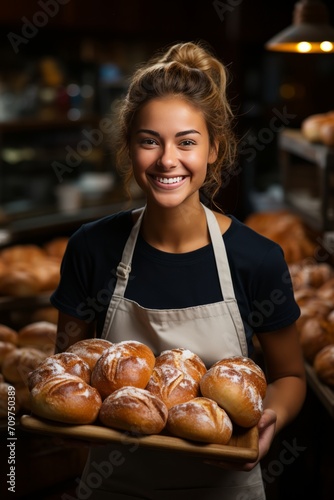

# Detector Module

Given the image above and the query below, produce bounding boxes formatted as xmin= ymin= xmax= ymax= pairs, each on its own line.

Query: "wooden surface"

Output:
xmin=20 ymin=414 xmax=259 ymax=462
xmin=305 ymin=362 xmax=334 ymax=419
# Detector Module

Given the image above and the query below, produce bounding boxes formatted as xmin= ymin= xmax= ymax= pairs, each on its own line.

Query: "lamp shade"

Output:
xmin=265 ymin=0 xmax=334 ymax=53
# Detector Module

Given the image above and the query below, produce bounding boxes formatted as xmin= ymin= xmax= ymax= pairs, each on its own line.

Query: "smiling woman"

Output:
xmin=50 ymin=40 xmax=306 ymax=499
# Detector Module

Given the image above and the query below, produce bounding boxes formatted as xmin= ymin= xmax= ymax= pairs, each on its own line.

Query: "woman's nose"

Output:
xmin=157 ymin=145 xmax=178 ymax=169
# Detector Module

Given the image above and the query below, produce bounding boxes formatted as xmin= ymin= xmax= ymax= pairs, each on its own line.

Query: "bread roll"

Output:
xmin=0 ymin=341 xmax=17 ymax=367
xmin=146 ymin=348 xmax=206 ymax=409
xmin=0 ymin=244 xmax=47 ymax=264
xmin=319 ymin=121 xmax=334 ymax=147
xmin=299 ymin=317 xmax=334 ymax=362
xmin=30 ymin=373 xmax=102 ymax=424
xmin=0 ymin=324 xmax=18 ymax=344
xmin=17 ymin=321 xmax=57 ymax=352
xmin=313 ymin=344 xmax=334 ymax=387
xmin=44 ymin=237 xmax=69 ymax=259
xmin=0 ymin=268 xmax=42 ymax=296
xmin=66 ymin=338 xmax=113 ymax=371
xmin=99 ymin=386 xmax=168 ymax=434
xmin=200 ymin=356 xmax=266 ymax=428
xmin=2 ymin=347 xmax=47 ymax=384
xmin=167 ymin=397 xmax=233 ymax=445
xmin=91 ymin=340 xmax=155 ymax=399
xmin=28 ymin=352 xmax=91 ymax=390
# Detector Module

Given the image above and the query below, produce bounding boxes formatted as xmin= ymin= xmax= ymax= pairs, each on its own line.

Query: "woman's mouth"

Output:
xmin=153 ymin=176 xmax=185 ymax=185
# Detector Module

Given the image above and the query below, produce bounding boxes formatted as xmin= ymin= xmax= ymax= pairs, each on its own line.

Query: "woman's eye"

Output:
xmin=141 ymin=138 xmax=158 ymax=146
xmin=180 ymin=139 xmax=195 ymax=147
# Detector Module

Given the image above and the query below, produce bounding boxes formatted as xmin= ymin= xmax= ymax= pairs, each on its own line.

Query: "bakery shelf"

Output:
xmin=305 ymin=362 xmax=334 ymax=419
xmin=279 ymin=128 xmax=334 ymax=233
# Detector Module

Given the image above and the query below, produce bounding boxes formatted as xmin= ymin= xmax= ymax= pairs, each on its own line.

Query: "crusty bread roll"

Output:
xmin=0 ymin=268 xmax=42 ymax=296
xmin=167 ymin=397 xmax=233 ymax=445
xmin=30 ymin=373 xmax=102 ymax=424
xmin=28 ymin=352 xmax=91 ymax=390
xmin=2 ymin=347 xmax=47 ymax=384
xmin=0 ymin=341 xmax=17 ymax=367
xmin=0 ymin=324 xmax=18 ymax=344
xmin=99 ymin=386 xmax=168 ymax=434
xmin=301 ymin=113 xmax=332 ymax=142
xmin=200 ymin=356 xmax=266 ymax=428
xmin=17 ymin=321 xmax=57 ymax=352
xmin=319 ymin=121 xmax=334 ymax=147
xmin=146 ymin=348 xmax=206 ymax=409
xmin=30 ymin=258 xmax=60 ymax=292
xmin=0 ymin=244 xmax=47 ymax=264
xmin=313 ymin=344 xmax=334 ymax=387
xmin=299 ymin=317 xmax=334 ymax=363
xmin=91 ymin=340 xmax=155 ymax=400
xmin=66 ymin=338 xmax=113 ymax=371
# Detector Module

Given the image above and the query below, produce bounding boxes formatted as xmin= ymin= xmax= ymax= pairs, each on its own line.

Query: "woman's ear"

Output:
xmin=208 ymin=141 xmax=219 ymax=164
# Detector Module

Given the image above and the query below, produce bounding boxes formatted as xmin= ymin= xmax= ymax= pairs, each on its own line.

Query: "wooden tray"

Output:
xmin=20 ymin=414 xmax=259 ymax=462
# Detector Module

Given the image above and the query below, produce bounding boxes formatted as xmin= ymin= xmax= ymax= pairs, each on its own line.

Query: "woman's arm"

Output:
xmin=54 ymin=311 xmax=96 ymax=353
xmin=257 ymin=322 xmax=306 ymax=433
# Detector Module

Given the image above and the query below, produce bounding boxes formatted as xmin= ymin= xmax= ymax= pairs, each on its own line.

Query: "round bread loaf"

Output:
xmin=66 ymin=338 xmax=113 ymax=371
xmin=146 ymin=348 xmax=206 ymax=409
xmin=0 ymin=244 xmax=47 ymax=264
xmin=91 ymin=340 xmax=155 ymax=399
xmin=2 ymin=347 xmax=47 ymax=384
xmin=99 ymin=386 xmax=168 ymax=434
xmin=313 ymin=344 xmax=334 ymax=387
xmin=30 ymin=373 xmax=102 ymax=424
xmin=200 ymin=356 xmax=266 ymax=428
xmin=44 ymin=237 xmax=69 ymax=259
xmin=299 ymin=317 xmax=334 ymax=363
xmin=0 ymin=324 xmax=18 ymax=344
xmin=28 ymin=352 xmax=91 ymax=390
xmin=0 ymin=268 xmax=42 ymax=296
xmin=17 ymin=321 xmax=57 ymax=352
xmin=167 ymin=397 xmax=233 ymax=444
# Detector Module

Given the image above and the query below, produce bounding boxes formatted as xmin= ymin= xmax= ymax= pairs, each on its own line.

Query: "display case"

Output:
xmin=279 ymin=128 xmax=334 ymax=237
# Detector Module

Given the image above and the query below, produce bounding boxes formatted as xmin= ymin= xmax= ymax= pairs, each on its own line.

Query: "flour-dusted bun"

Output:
xmin=146 ymin=348 xmax=206 ymax=409
xmin=99 ymin=386 xmax=168 ymax=434
xmin=66 ymin=338 xmax=113 ymax=371
xmin=313 ymin=344 xmax=334 ymax=387
xmin=167 ymin=397 xmax=233 ymax=445
xmin=0 ymin=324 xmax=18 ymax=345
xmin=299 ymin=317 xmax=334 ymax=363
xmin=28 ymin=352 xmax=91 ymax=390
xmin=17 ymin=321 xmax=57 ymax=352
xmin=30 ymin=373 xmax=102 ymax=424
xmin=91 ymin=340 xmax=156 ymax=399
xmin=200 ymin=356 xmax=267 ymax=428
xmin=2 ymin=347 xmax=47 ymax=384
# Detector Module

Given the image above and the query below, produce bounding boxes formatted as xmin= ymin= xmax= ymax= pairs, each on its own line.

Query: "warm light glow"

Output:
xmin=279 ymin=83 xmax=296 ymax=99
xmin=297 ymin=41 xmax=312 ymax=53
xmin=320 ymin=40 xmax=334 ymax=52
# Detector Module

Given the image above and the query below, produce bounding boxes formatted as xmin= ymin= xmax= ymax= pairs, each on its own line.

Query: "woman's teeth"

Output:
xmin=155 ymin=176 xmax=183 ymax=184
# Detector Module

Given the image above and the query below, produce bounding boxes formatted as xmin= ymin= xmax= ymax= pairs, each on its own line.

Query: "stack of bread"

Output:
xmin=244 ymin=211 xmax=316 ymax=264
xmin=289 ymin=259 xmax=334 ymax=388
xmin=301 ymin=111 xmax=334 ymax=146
xmin=27 ymin=338 xmax=267 ymax=446
xmin=0 ymin=237 xmax=68 ymax=297
xmin=0 ymin=321 xmax=57 ymax=417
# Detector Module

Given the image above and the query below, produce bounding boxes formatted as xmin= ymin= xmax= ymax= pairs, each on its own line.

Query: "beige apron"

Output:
xmin=80 ymin=204 xmax=266 ymax=499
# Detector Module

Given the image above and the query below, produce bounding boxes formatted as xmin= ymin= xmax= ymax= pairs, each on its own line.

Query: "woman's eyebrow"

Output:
xmin=136 ymin=129 xmax=201 ymax=137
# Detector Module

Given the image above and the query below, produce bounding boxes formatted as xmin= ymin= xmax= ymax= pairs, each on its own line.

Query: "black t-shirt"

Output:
xmin=51 ymin=209 xmax=300 ymax=353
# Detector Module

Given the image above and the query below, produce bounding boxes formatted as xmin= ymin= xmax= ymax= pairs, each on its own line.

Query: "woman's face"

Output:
xmin=129 ymin=97 xmax=217 ymax=209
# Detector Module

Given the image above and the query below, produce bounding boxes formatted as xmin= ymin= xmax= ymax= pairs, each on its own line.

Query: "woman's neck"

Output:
xmin=140 ymin=201 xmax=210 ymax=253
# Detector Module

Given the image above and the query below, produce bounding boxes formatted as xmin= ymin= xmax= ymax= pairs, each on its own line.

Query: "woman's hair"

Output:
xmin=112 ymin=40 xmax=238 ymax=205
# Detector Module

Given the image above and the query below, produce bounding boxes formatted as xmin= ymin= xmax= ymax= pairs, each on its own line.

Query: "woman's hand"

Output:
xmin=204 ymin=408 xmax=277 ymax=471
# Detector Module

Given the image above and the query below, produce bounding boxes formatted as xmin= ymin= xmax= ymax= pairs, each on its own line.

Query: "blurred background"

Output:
xmin=0 ymin=0 xmax=333 ymax=240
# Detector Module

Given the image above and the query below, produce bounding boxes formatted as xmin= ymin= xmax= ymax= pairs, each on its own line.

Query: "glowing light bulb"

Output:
xmin=320 ymin=41 xmax=334 ymax=52
xmin=297 ymin=41 xmax=312 ymax=53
